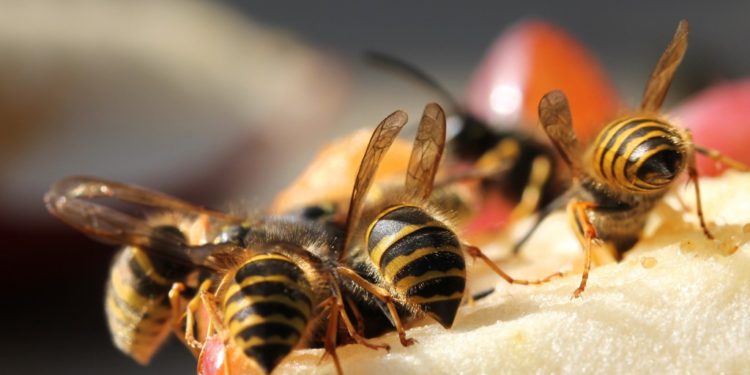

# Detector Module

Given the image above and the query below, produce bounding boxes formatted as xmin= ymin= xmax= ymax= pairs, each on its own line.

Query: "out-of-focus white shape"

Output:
xmin=0 ymin=0 xmax=349 ymax=220
xmin=279 ymin=172 xmax=750 ymax=374
xmin=0 ymin=0 xmax=347 ymax=130
xmin=465 ymin=22 xmax=529 ymax=128
xmin=488 ymin=83 xmax=523 ymax=123
xmin=445 ymin=115 xmax=463 ymax=140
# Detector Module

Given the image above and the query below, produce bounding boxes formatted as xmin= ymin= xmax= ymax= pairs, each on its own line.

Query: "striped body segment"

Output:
xmin=222 ymin=253 xmax=314 ymax=374
xmin=591 ymin=116 xmax=687 ymax=192
xmin=365 ymin=205 xmax=466 ymax=328
xmin=105 ymin=246 xmax=193 ymax=364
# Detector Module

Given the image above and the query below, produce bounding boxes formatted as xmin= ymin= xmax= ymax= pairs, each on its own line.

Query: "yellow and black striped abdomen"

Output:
xmin=592 ymin=116 xmax=686 ymax=192
xmin=105 ymin=246 xmax=192 ymax=364
xmin=223 ymin=253 xmax=314 ymax=374
xmin=366 ymin=205 xmax=466 ymax=328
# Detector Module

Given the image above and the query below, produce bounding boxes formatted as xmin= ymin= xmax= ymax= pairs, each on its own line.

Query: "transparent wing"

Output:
xmin=640 ymin=19 xmax=689 ymax=112
xmin=538 ymin=90 xmax=582 ymax=174
xmin=44 ymin=176 xmax=241 ymax=266
xmin=344 ymin=111 xmax=409 ymax=249
xmin=405 ymin=103 xmax=446 ymax=201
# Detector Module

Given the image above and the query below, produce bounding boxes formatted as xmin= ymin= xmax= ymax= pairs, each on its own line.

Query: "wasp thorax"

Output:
xmin=592 ymin=116 xmax=687 ymax=193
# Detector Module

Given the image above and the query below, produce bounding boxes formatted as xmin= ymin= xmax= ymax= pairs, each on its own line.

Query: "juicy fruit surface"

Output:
xmin=273 ymin=172 xmax=750 ymax=374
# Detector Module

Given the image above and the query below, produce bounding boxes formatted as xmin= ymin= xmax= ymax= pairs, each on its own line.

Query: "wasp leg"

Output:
xmin=194 ymin=277 xmax=235 ymax=375
xmin=687 ymin=152 xmax=714 ymax=240
xmin=691 ymin=145 xmax=750 ymax=239
xmin=336 ymin=266 xmax=417 ymax=347
xmin=331 ymin=279 xmax=390 ymax=351
xmin=569 ymin=200 xmax=599 ymax=298
xmin=464 ymin=290 xmax=476 ymax=306
xmin=471 ymin=288 xmax=496 ymax=302
xmin=343 ymin=293 xmax=366 ymax=336
xmin=168 ymin=282 xmax=199 ymax=356
xmin=319 ymin=296 xmax=344 ymax=375
xmin=183 ymin=278 xmax=228 ymax=352
xmin=183 ymin=283 xmax=206 ymax=351
xmin=222 ymin=348 xmax=231 ymax=375
xmin=464 ymin=245 xmax=564 ymax=285
xmin=508 ymin=156 xmax=552 ymax=224
xmin=513 ymin=189 xmax=574 ymax=254
xmin=695 ymin=145 xmax=750 ymax=172
xmin=196 ymin=279 xmax=227 ymax=338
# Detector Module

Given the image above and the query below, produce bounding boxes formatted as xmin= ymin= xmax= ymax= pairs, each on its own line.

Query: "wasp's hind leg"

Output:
xmin=318 ymin=296 xmax=344 ymax=375
xmin=567 ymin=200 xmax=602 ymax=298
xmin=179 ymin=277 xmax=229 ymax=353
xmin=331 ymin=280 xmax=391 ymax=351
xmin=464 ymin=244 xmax=564 ymax=286
xmin=687 ymin=151 xmax=714 ymax=240
xmin=336 ymin=266 xmax=417 ymax=347
xmin=695 ymin=145 xmax=750 ymax=173
xmin=512 ymin=190 xmax=572 ymax=255
xmin=689 ymin=145 xmax=750 ymax=240
xmin=168 ymin=282 xmax=201 ymax=356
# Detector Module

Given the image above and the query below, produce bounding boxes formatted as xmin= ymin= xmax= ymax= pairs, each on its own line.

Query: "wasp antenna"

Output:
xmin=364 ymin=50 xmax=463 ymax=114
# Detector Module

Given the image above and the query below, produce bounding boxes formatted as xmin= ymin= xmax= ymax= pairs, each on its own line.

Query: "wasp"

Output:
xmin=365 ymin=51 xmax=565 ymax=228
xmin=274 ymin=54 xmax=561 ymax=236
xmin=44 ymin=177 xmax=238 ymax=365
xmin=519 ymin=19 xmax=749 ymax=297
xmin=336 ymin=103 xmax=563 ymax=345
xmin=44 ymin=176 xmax=392 ymax=374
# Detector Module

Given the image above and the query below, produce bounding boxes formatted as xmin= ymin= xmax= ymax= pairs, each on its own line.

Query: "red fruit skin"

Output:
xmin=197 ymin=335 xmax=263 ymax=375
xmin=197 ymin=336 xmax=226 ymax=375
xmin=465 ymin=20 xmax=620 ymax=143
xmin=462 ymin=191 xmax=515 ymax=236
xmin=672 ymin=79 xmax=750 ymax=176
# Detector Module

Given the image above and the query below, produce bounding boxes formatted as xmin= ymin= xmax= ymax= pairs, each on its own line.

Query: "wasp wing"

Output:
xmin=44 ymin=176 xmax=241 ymax=267
xmin=538 ymin=90 xmax=583 ymax=174
xmin=640 ymin=19 xmax=689 ymax=112
xmin=344 ymin=110 xmax=409 ymax=250
xmin=405 ymin=103 xmax=446 ymax=201
xmin=47 ymin=176 xmax=239 ymax=216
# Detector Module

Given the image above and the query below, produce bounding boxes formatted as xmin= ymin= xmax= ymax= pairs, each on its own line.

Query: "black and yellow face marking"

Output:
xmin=365 ymin=204 xmax=465 ymax=328
xmin=222 ymin=253 xmax=314 ymax=374
xmin=105 ymin=246 xmax=193 ymax=364
xmin=591 ymin=116 xmax=687 ymax=192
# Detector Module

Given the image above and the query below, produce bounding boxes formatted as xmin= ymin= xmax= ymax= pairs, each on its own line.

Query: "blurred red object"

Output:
xmin=672 ymin=79 xmax=750 ymax=176
xmin=466 ymin=19 xmax=749 ymax=180
xmin=459 ymin=20 xmax=620 ymax=231
xmin=198 ymin=335 xmax=267 ymax=375
xmin=197 ymin=336 xmax=226 ymax=375
xmin=465 ymin=20 xmax=620 ymax=143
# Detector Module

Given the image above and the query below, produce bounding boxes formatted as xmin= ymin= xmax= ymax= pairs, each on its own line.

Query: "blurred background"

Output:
xmin=2 ymin=1 xmax=748 ymax=374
